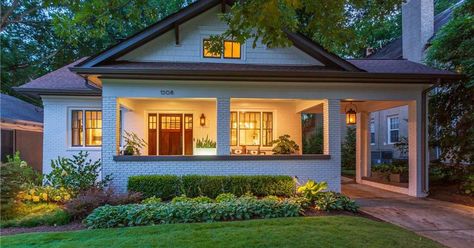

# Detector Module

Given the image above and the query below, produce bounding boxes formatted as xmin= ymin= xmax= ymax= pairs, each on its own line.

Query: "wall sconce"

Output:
xmin=345 ymin=102 xmax=357 ymax=125
xmin=200 ymin=114 xmax=206 ymax=127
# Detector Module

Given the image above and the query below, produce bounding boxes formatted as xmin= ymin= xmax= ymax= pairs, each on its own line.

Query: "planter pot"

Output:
xmin=194 ymin=148 xmax=217 ymax=155
xmin=372 ymin=171 xmax=388 ymax=181
xmin=389 ymin=173 xmax=408 ymax=183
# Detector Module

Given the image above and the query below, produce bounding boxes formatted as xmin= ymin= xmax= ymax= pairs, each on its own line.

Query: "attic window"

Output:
xmin=203 ymin=39 xmax=241 ymax=59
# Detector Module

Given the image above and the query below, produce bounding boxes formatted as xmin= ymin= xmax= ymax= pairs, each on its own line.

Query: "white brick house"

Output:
xmin=16 ymin=0 xmax=461 ymax=197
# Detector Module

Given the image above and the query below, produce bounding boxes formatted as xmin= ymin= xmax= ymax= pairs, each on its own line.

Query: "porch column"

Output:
xmin=323 ymin=99 xmax=341 ymax=191
xmin=408 ymin=99 xmax=426 ymax=197
xmin=356 ymin=112 xmax=371 ymax=183
xmin=216 ymin=97 xmax=230 ymax=155
xmin=102 ymin=96 xmax=120 ymax=179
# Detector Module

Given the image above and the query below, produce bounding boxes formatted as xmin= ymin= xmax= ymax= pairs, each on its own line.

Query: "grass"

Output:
xmin=1 ymin=216 xmax=442 ymax=248
xmin=0 ymin=203 xmax=69 ymax=228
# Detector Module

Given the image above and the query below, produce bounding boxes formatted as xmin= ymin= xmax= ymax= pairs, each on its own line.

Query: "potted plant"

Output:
xmin=195 ymin=135 xmax=217 ymax=155
xmin=270 ymin=135 xmax=299 ymax=155
xmin=389 ymin=165 xmax=408 ymax=183
xmin=123 ymin=131 xmax=147 ymax=155
xmin=371 ymin=164 xmax=390 ymax=181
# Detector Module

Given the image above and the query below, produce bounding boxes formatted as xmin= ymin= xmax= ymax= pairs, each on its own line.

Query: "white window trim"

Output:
xmin=230 ymin=110 xmax=275 ymax=148
xmin=387 ymin=116 xmax=399 ymax=144
xmin=370 ymin=120 xmax=375 ymax=145
xmin=200 ymin=33 xmax=246 ymax=62
xmin=67 ymin=107 xmax=102 ymax=150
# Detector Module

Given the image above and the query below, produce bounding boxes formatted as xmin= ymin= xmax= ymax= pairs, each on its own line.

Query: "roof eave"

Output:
xmin=13 ymin=87 xmax=102 ymax=98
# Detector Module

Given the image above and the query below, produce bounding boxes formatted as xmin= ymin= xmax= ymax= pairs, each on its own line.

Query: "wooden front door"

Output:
xmin=148 ymin=114 xmax=157 ymax=155
xmin=184 ymin=114 xmax=193 ymax=155
xmin=159 ymin=114 xmax=183 ymax=155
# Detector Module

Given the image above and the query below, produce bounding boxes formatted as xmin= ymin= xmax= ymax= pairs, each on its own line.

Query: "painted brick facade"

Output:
xmin=216 ymin=97 xmax=230 ymax=155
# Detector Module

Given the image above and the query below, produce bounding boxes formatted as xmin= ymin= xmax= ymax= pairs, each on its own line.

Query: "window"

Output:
xmin=230 ymin=111 xmax=273 ymax=147
xmin=71 ymin=110 xmax=102 ymax=147
xmin=203 ymin=39 xmax=241 ymax=59
xmin=387 ymin=116 xmax=399 ymax=144
xmin=370 ymin=120 xmax=375 ymax=145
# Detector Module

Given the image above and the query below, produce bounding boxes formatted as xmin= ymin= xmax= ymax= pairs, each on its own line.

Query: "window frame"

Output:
xmin=230 ymin=110 xmax=273 ymax=147
xmin=202 ymin=39 xmax=221 ymax=58
xmin=202 ymin=38 xmax=242 ymax=60
xmin=387 ymin=116 xmax=400 ymax=144
xmin=223 ymin=40 xmax=241 ymax=59
xmin=69 ymin=109 xmax=102 ymax=148
xmin=370 ymin=119 xmax=375 ymax=145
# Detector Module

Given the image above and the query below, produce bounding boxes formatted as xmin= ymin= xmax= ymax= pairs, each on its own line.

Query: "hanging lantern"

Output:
xmin=345 ymin=102 xmax=357 ymax=125
xmin=200 ymin=114 xmax=206 ymax=127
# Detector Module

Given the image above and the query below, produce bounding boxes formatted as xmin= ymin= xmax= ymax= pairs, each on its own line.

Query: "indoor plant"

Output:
xmin=195 ymin=135 xmax=217 ymax=155
xmin=270 ymin=135 xmax=299 ymax=155
xmin=123 ymin=131 xmax=147 ymax=155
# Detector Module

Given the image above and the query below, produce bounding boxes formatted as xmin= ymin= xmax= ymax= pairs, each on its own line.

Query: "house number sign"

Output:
xmin=160 ymin=90 xmax=174 ymax=95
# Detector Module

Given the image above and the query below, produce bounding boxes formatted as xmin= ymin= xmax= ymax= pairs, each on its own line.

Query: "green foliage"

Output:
xmin=142 ymin=196 xmax=162 ymax=204
xmin=128 ymin=175 xmax=296 ymax=200
xmin=123 ymin=131 xmax=147 ymax=155
xmin=271 ymin=135 xmax=300 ymax=154
xmin=195 ymin=135 xmax=217 ymax=148
xmin=45 ymin=151 xmax=112 ymax=194
xmin=372 ymin=164 xmax=392 ymax=173
xmin=297 ymin=180 xmax=328 ymax=203
xmin=84 ymin=196 xmax=302 ymax=229
xmin=314 ymin=192 xmax=359 ymax=213
xmin=64 ymin=188 xmax=142 ymax=220
xmin=342 ymin=126 xmax=356 ymax=169
xmin=426 ymin=0 xmax=474 ymax=164
xmin=303 ymin=128 xmax=323 ymax=154
xmin=17 ymin=186 xmax=72 ymax=203
xmin=128 ymin=175 xmax=181 ymax=200
xmin=0 ymin=203 xmax=70 ymax=228
xmin=0 ymin=152 xmax=41 ymax=220
xmin=215 ymin=193 xmax=237 ymax=203
xmin=171 ymin=195 xmax=213 ymax=203
xmin=459 ymin=175 xmax=474 ymax=195
xmin=394 ymin=136 xmax=409 ymax=158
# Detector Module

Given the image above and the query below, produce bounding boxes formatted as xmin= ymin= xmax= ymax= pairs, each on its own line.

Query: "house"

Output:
xmin=366 ymin=0 xmax=464 ymax=164
xmin=15 ymin=0 xmax=462 ymax=197
xmin=0 ymin=94 xmax=43 ymax=172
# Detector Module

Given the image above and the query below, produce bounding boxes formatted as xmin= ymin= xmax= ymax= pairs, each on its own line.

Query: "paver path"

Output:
xmin=342 ymin=181 xmax=474 ymax=248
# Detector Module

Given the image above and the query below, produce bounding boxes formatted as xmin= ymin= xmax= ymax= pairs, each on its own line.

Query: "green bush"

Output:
xmin=314 ymin=192 xmax=359 ymax=212
xmin=296 ymin=180 xmax=328 ymax=204
xmin=0 ymin=203 xmax=70 ymax=228
xmin=171 ymin=195 xmax=213 ymax=203
xmin=84 ymin=196 xmax=301 ymax=229
xmin=142 ymin=196 xmax=162 ymax=204
xmin=128 ymin=175 xmax=180 ymax=200
xmin=215 ymin=193 xmax=237 ymax=203
xmin=128 ymin=175 xmax=296 ymax=200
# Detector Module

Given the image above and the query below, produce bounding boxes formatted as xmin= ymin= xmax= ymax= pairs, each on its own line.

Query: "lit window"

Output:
xmin=224 ymin=41 xmax=241 ymax=59
xmin=230 ymin=111 xmax=273 ymax=147
xmin=203 ymin=39 xmax=241 ymax=59
xmin=370 ymin=120 xmax=375 ymax=145
xmin=388 ymin=116 xmax=399 ymax=144
xmin=71 ymin=110 xmax=102 ymax=147
xmin=203 ymin=39 xmax=221 ymax=58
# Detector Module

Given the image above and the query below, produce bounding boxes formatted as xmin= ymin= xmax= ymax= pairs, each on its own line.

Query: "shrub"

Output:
xmin=84 ymin=196 xmax=302 ymax=229
xmin=270 ymin=135 xmax=300 ymax=154
xmin=215 ymin=193 xmax=237 ymax=203
xmin=171 ymin=195 xmax=213 ymax=203
xmin=314 ymin=192 xmax=359 ymax=213
xmin=0 ymin=203 xmax=70 ymax=228
xmin=128 ymin=175 xmax=296 ymax=200
xmin=64 ymin=188 xmax=142 ymax=220
xmin=45 ymin=151 xmax=112 ymax=194
xmin=297 ymin=180 xmax=328 ymax=203
xmin=128 ymin=175 xmax=180 ymax=200
xmin=17 ymin=186 xmax=72 ymax=203
xmin=460 ymin=175 xmax=474 ymax=195
xmin=142 ymin=196 xmax=162 ymax=204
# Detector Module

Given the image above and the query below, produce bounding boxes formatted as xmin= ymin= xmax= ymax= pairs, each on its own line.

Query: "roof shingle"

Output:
xmin=1 ymin=94 xmax=43 ymax=123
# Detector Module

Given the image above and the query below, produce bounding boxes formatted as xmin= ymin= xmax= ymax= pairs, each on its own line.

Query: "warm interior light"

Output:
xmin=345 ymin=102 xmax=357 ymax=125
xmin=200 ymin=114 xmax=206 ymax=127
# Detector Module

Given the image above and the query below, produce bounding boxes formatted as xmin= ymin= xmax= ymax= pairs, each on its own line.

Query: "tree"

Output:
xmin=426 ymin=0 xmax=474 ymax=164
xmin=303 ymin=128 xmax=323 ymax=154
xmin=342 ymin=126 xmax=356 ymax=169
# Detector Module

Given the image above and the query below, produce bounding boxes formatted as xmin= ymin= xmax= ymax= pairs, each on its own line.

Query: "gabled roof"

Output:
xmin=76 ymin=0 xmax=360 ymax=72
xmin=368 ymin=0 xmax=464 ymax=59
xmin=1 ymin=94 xmax=43 ymax=124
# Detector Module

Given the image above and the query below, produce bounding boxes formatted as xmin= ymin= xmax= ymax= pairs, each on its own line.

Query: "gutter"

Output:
xmin=13 ymin=87 xmax=102 ymax=99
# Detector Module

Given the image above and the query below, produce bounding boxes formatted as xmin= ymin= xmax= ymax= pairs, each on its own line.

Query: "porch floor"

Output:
xmin=342 ymin=181 xmax=474 ymax=248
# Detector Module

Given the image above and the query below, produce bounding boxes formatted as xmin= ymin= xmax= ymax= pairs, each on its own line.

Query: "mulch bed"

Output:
xmin=0 ymin=222 xmax=85 ymax=236
xmin=428 ymin=184 xmax=474 ymax=207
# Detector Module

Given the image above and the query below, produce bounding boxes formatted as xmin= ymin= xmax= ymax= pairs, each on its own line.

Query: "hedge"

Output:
xmin=84 ymin=196 xmax=301 ymax=229
xmin=128 ymin=175 xmax=296 ymax=200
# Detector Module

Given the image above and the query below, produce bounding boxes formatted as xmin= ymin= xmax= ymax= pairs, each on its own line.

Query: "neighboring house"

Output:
xmin=15 ymin=0 xmax=462 ymax=197
xmin=0 ymin=94 xmax=43 ymax=172
xmin=366 ymin=0 xmax=464 ymax=164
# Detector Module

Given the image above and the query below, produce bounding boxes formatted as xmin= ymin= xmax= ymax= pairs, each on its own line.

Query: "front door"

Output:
xmin=159 ymin=114 xmax=183 ymax=155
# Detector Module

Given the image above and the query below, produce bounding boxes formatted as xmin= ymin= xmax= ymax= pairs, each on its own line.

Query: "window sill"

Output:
xmin=67 ymin=147 xmax=102 ymax=152
xmin=113 ymin=154 xmax=330 ymax=162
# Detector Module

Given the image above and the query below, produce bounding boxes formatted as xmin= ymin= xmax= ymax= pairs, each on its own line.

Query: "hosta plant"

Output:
xmin=297 ymin=180 xmax=328 ymax=203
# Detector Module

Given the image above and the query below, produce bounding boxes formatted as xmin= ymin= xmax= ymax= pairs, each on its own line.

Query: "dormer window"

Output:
xmin=203 ymin=39 xmax=241 ymax=59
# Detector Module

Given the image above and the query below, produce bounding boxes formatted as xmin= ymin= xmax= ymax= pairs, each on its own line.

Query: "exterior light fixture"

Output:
xmin=345 ymin=102 xmax=357 ymax=125
xmin=200 ymin=114 xmax=206 ymax=127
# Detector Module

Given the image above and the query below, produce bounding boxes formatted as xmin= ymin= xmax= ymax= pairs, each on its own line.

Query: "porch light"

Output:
xmin=345 ymin=102 xmax=357 ymax=125
xmin=200 ymin=114 xmax=206 ymax=127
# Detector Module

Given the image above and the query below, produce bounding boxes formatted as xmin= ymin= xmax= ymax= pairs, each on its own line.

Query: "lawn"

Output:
xmin=1 ymin=216 xmax=442 ymax=248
